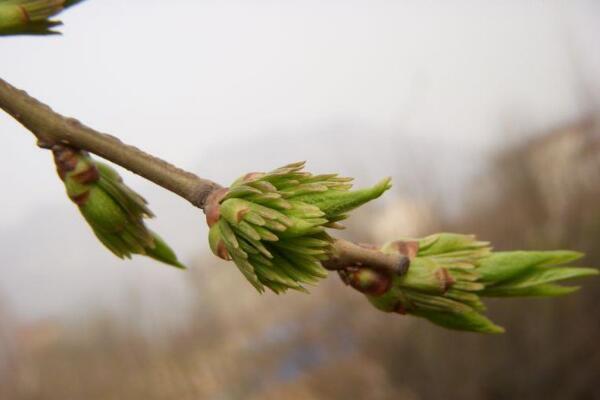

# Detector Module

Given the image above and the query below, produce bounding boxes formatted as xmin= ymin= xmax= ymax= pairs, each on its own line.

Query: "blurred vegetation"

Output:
xmin=0 ymin=119 xmax=598 ymax=399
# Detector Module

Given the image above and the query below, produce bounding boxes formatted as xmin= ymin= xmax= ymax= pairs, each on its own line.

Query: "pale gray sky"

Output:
xmin=1 ymin=0 xmax=599 ymax=321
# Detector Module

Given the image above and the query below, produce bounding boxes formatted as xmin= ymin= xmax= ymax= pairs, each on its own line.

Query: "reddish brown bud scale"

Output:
xmin=236 ymin=208 xmax=249 ymax=223
xmin=52 ymin=145 xmax=79 ymax=180
xmin=69 ymin=191 xmax=90 ymax=206
xmin=435 ymin=268 xmax=455 ymax=293
xmin=216 ymin=240 xmax=231 ymax=260
xmin=204 ymin=187 xmax=229 ymax=227
xmin=242 ymin=172 xmax=265 ymax=182
xmin=347 ymin=268 xmax=392 ymax=296
xmin=18 ymin=6 xmax=30 ymax=23
xmin=72 ymin=165 xmax=100 ymax=185
xmin=389 ymin=240 xmax=419 ymax=259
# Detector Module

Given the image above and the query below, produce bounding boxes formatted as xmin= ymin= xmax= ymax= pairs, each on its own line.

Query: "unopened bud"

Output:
xmin=53 ymin=146 xmax=185 ymax=269
xmin=360 ymin=233 xmax=597 ymax=334
xmin=206 ymin=161 xmax=392 ymax=293
xmin=347 ymin=268 xmax=392 ymax=296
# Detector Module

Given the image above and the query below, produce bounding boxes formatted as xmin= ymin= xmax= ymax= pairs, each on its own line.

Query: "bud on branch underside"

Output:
xmin=53 ymin=145 xmax=185 ymax=269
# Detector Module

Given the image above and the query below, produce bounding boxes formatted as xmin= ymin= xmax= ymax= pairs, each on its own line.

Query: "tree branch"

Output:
xmin=323 ymin=239 xmax=409 ymax=275
xmin=0 ymin=76 xmax=407 ymax=277
xmin=0 ymin=77 xmax=221 ymax=209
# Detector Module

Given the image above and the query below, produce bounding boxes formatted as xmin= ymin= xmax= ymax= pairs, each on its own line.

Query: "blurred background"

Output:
xmin=1 ymin=1 xmax=600 ymax=398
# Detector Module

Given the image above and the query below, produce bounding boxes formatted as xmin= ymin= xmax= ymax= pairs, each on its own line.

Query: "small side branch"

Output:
xmin=0 ymin=77 xmax=221 ymax=209
xmin=324 ymin=239 xmax=410 ymax=276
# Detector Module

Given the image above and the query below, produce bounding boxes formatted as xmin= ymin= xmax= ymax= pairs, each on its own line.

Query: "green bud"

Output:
xmin=0 ymin=0 xmax=85 ymax=36
xmin=53 ymin=146 xmax=185 ymax=269
xmin=205 ymin=161 xmax=392 ymax=293
xmin=362 ymin=233 xmax=597 ymax=334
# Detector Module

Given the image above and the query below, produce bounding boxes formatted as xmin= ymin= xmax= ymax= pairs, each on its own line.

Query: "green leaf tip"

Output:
xmin=352 ymin=233 xmax=597 ymax=334
xmin=206 ymin=161 xmax=392 ymax=293
xmin=53 ymin=146 xmax=185 ymax=269
xmin=0 ymin=0 xmax=87 ymax=36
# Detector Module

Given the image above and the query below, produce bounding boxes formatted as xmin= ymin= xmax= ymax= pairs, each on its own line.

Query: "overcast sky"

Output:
xmin=1 ymin=0 xmax=599 ymax=322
